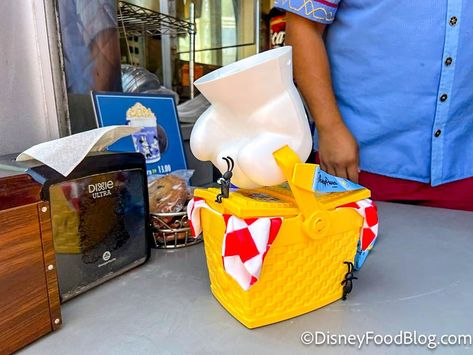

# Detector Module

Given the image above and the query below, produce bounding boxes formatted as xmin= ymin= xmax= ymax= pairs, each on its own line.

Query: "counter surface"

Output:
xmin=21 ymin=202 xmax=473 ymax=354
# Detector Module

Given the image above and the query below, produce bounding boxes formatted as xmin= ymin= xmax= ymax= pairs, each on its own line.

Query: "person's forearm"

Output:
xmin=286 ymin=13 xmax=359 ymax=182
xmin=286 ymin=13 xmax=343 ymax=132
xmin=92 ymin=28 xmax=122 ymax=92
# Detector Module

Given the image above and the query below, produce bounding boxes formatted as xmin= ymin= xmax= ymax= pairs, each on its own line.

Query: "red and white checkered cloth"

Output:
xmin=338 ymin=199 xmax=379 ymax=269
xmin=187 ymin=197 xmax=378 ymax=290
xmin=187 ymin=197 xmax=282 ymax=290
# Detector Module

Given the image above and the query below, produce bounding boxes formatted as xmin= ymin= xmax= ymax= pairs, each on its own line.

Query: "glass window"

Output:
xmin=178 ymin=0 xmax=257 ymax=66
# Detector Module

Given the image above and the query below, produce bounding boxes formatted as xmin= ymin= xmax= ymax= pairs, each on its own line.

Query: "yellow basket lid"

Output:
xmin=194 ymin=145 xmax=371 ymax=219
xmin=194 ymin=187 xmax=299 ymax=219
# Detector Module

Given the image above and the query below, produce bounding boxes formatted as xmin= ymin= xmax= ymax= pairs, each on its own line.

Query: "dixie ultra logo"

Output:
xmin=88 ymin=180 xmax=114 ymax=199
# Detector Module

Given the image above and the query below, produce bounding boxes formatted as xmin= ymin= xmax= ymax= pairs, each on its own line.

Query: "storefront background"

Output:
xmin=0 ymin=0 xmax=61 ymax=155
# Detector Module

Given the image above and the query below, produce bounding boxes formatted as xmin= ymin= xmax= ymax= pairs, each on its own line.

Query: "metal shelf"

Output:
xmin=117 ymin=1 xmax=196 ymax=98
xmin=117 ymin=1 xmax=195 ymax=37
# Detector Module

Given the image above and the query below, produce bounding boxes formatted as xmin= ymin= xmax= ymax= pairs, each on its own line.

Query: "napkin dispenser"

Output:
xmin=0 ymin=151 xmax=150 ymax=301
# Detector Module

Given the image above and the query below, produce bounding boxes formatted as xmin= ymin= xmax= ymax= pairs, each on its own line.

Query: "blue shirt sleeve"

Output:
xmin=274 ymin=0 xmax=340 ymax=24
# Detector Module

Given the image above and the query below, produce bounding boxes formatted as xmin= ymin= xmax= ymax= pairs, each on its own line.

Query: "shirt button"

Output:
xmin=440 ymin=94 xmax=448 ymax=102
xmin=449 ymin=16 xmax=458 ymax=26
xmin=445 ymin=57 xmax=453 ymax=66
xmin=435 ymin=130 xmax=442 ymax=138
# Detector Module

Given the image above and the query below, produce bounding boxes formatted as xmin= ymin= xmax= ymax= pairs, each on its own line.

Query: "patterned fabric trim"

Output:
xmin=274 ymin=0 xmax=340 ymax=24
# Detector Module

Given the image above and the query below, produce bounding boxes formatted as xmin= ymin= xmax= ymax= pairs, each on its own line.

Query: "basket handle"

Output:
xmin=273 ymin=145 xmax=371 ymax=240
xmin=273 ymin=145 xmax=331 ymax=239
xmin=273 ymin=145 xmax=326 ymax=215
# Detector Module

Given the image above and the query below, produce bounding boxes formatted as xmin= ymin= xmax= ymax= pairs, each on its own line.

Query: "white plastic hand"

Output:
xmin=190 ymin=47 xmax=312 ymax=189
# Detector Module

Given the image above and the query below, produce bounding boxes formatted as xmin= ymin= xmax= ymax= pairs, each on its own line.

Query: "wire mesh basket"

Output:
xmin=150 ymin=210 xmax=202 ymax=248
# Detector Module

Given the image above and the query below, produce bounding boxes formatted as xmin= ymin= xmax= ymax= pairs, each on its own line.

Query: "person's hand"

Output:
xmin=318 ymin=122 xmax=359 ymax=183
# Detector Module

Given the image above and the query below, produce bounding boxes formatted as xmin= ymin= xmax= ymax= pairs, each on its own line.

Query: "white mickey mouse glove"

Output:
xmin=190 ymin=47 xmax=312 ymax=189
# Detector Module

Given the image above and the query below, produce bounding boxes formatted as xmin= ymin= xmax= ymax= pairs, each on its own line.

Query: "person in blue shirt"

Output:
xmin=275 ymin=0 xmax=473 ymax=211
xmin=58 ymin=0 xmax=121 ymax=94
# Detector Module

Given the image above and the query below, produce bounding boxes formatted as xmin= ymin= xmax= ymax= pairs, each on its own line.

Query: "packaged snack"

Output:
xmin=147 ymin=170 xmax=200 ymax=248
xmin=148 ymin=174 xmax=188 ymax=214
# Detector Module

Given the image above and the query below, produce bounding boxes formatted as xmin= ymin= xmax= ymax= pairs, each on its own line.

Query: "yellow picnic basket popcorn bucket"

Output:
xmin=190 ymin=146 xmax=371 ymax=328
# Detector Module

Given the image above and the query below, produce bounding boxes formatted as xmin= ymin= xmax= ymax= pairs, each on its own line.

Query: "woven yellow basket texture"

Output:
xmin=197 ymin=194 xmax=363 ymax=328
xmin=196 ymin=146 xmax=368 ymax=328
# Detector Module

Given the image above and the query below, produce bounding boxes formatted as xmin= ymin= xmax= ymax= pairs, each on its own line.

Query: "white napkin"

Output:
xmin=17 ymin=126 xmax=140 ymax=176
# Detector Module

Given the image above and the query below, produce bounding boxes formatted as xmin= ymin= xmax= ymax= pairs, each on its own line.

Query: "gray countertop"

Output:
xmin=21 ymin=202 xmax=473 ymax=355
